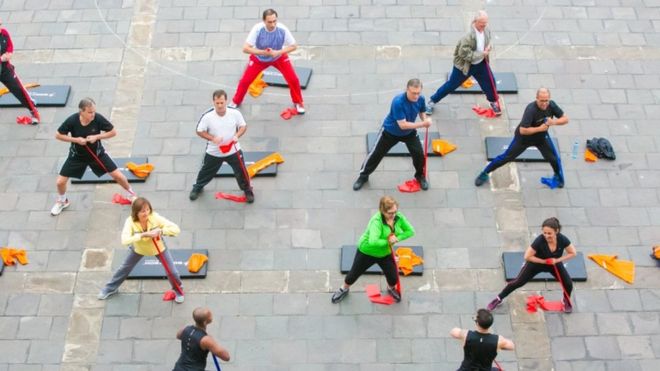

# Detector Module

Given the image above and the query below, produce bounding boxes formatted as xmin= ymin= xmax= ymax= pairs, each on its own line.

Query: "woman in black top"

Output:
xmin=450 ymin=309 xmax=515 ymax=371
xmin=487 ymin=217 xmax=577 ymax=313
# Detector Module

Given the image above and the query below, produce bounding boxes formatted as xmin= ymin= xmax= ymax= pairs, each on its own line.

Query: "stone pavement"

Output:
xmin=1 ymin=0 xmax=659 ymax=370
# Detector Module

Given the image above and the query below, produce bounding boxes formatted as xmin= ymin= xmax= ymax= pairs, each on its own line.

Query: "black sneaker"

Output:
xmin=353 ymin=177 xmax=368 ymax=191
xmin=331 ymin=287 xmax=349 ymax=303
xmin=387 ymin=286 xmax=401 ymax=303
xmin=553 ymin=174 xmax=564 ymax=189
xmin=189 ymin=188 xmax=201 ymax=201
xmin=245 ymin=189 xmax=255 ymax=203
xmin=475 ymin=172 xmax=489 ymax=187
xmin=416 ymin=177 xmax=429 ymax=191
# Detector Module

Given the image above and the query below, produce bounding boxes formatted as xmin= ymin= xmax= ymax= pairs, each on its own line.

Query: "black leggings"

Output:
xmin=483 ymin=134 xmax=561 ymax=178
xmin=359 ymin=128 xmax=425 ymax=180
xmin=0 ymin=62 xmax=38 ymax=114
xmin=498 ymin=262 xmax=573 ymax=301
xmin=345 ymin=249 xmax=398 ymax=287
xmin=193 ymin=151 xmax=252 ymax=192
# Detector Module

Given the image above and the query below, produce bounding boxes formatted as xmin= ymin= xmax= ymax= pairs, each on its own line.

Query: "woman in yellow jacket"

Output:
xmin=98 ymin=197 xmax=184 ymax=303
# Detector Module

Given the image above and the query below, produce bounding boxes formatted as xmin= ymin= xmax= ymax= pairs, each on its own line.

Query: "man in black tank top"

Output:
xmin=173 ymin=308 xmax=230 ymax=371
xmin=450 ymin=309 xmax=515 ymax=371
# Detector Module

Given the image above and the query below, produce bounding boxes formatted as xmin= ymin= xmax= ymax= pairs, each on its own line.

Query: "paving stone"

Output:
xmin=5 ymin=294 xmax=41 ymax=316
xmin=585 ymin=335 xmax=622 ymax=359
xmin=618 ymin=335 xmax=655 ymax=359
xmin=630 ymin=312 xmax=660 ymax=335
xmin=17 ymin=317 xmax=53 ymax=339
xmin=607 ymin=289 xmax=642 ymax=311
xmin=563 ymin=312 xmax=598 ymax=336
xmin=552 ymin=337 xmax=587 ymax=361
xmin=0 ymin=317 xmax=19 ymax=339
xmin=27 ymin=340 xmax=64 ymax=364
xmin=595 ymin=313 xmax=633 ymax=335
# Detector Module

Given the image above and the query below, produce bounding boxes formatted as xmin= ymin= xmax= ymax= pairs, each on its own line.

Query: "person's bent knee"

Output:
xmin=56 ymin=176 xmax=69 ymax=187
xmin=109 ymin=170 xmax=126 ymax=180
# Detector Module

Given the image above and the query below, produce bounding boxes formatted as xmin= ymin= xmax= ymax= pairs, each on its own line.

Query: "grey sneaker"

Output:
xmin=97 ymin=288 xmax=118 ymax=300
xmin=563 ymin=297 xmax=572 ymax=313
xmin=425 ymin=100 xmax=435 ymax=115
xmin=227 ymin=102 xmax=238 ymax=109
xmin=175 ymin=292 xmax=185 ymax=304
xmin=331 ymin=287 xmax=349 ymax=303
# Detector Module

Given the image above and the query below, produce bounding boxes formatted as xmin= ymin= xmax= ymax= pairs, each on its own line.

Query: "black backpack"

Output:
xmin=586 ymin=137 xmax=615 ymax=160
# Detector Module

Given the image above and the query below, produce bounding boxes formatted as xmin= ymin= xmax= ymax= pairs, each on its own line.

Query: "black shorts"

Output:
xmin=59 ymin=152 xmax=118 ymax=179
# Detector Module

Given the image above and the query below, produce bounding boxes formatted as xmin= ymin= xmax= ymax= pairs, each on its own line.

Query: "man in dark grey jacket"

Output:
xmin=426 ymin=10 xmax=501 ymax=116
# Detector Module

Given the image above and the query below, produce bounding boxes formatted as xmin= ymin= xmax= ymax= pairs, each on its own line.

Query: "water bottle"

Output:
xmin=571 ymin=139 xmax=579 ymax=159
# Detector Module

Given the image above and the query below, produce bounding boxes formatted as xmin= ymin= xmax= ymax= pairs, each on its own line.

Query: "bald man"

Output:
xmin=475 ymin=88 xmax=569 ymax=188
xmin=426 ymin=10 xmax=501 ymax=116
xmin=173 ymin=308 xmax=230 ymax=371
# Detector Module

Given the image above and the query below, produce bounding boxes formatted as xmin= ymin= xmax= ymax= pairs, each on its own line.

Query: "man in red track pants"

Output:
xmin=0 ymin=19 xmax=40 ymax=124
xmin=229 ymin=9 xmax=305 ymax=114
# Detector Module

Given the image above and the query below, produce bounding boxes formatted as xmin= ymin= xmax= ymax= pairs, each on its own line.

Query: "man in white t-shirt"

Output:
xmin=425 ymin=10 xmax=501 ymax=116
xmin=190 ymin=90 xmax=254 ymax=203
xmin=228 ymin=8 xmax=305 ymax=114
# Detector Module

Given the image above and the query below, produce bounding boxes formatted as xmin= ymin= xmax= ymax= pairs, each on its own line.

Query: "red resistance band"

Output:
xmin=150 ymin=236 xmax=184 ymax=296
xmin=215 ymin=192 xmax=246 ymax=203
xmin=83 ymin=144 xmax=111 ymax=174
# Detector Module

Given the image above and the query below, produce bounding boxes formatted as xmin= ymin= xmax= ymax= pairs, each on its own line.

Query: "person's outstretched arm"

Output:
xmin=498 ymin=335 xmax=515 ymax=351
xmin=201 ymin=336 xmax=231 ymax=362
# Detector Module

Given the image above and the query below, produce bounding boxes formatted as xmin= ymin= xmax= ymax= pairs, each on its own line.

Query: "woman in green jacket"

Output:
xmin=332 ymin=196 xmax=415 ymax=303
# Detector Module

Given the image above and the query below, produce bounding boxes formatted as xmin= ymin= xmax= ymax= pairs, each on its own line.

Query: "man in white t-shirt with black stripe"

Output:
xmin=189 ymin=90 xmax=254 ymax=203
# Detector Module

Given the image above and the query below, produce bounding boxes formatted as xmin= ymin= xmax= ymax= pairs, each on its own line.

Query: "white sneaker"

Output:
xmin=175 ymin=293 xmax=185 ymax=304
xmin=295 ymin=103 xmax=305 ymax=114
xmin=227 ymin=102 xmax=238 ymax=109
xmin=50 ymin=199 xmax=70 ymax=216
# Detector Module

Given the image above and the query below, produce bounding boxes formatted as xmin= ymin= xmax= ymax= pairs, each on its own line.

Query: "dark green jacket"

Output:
xmin=358 ymin=212 xmax=415 ymax=258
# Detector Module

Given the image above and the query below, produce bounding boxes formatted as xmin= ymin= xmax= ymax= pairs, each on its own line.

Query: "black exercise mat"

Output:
xmin=126 ymin=249 xmax=208 ymax=279
xmin=262 ymin=66 xmax=312 ymax=89
xmin=340 ymin=245 xmax=424 ymax=276
xmin=502 ymin=251 xmax=587 ymax=282
xmin=215 ymin=151 xmax=278 ymax=177
xmin=71 ymin=157 xmax=149 ymax=184
xmin=366 ymin=132 xmax=442 ymax=157
xmin=0 ymin=85 xmax=71 ymax=107
xmin=485 ymin=137 xmax=560 ymax=162
xmin=450 ymin=72 xmax=518 ymax=94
